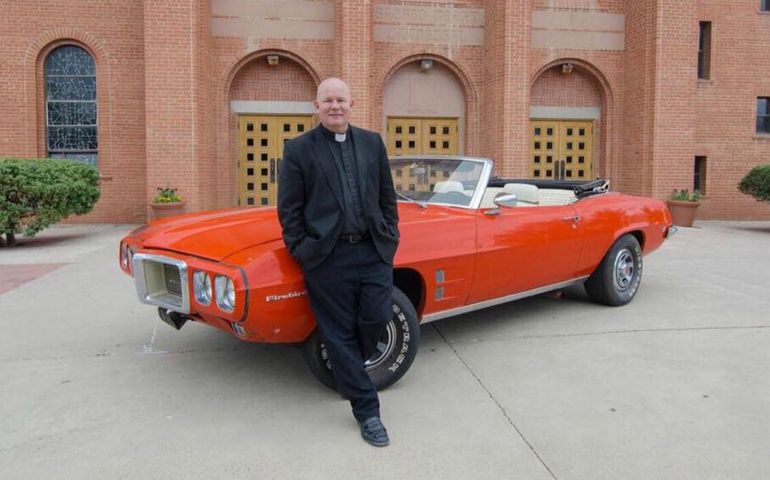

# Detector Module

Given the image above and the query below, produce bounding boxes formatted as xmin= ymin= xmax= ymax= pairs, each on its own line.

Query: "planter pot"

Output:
xmin=667 ymin=200 xmax=700 ymax=227
xmin=150 ymin=201 xmax=186 ymax=220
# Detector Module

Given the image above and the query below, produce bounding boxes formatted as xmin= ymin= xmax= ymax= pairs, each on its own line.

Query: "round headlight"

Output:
xmin=127 ymin=245 xmax=136 ymax=272
xmin=215 ymin=275 xmax=236 ymax=312
xmin=120 ymin=244 xmax=128 ymax=269
xmin=226 ymin=278 xmax=235 ymax=307
xmin=193 ymin=270 xmax=212 ymax=305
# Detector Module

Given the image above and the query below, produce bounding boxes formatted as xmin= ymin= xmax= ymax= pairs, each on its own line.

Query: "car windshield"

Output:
xmin=389 ymin=157 xmax=485 ymax=207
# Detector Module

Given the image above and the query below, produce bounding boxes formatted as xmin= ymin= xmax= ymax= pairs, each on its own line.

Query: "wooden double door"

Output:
xmin=237 ymin=115 xmax=313 ymax=207
xmin=386 ymin=117 xmax=458 ymax=156
xmin=530 ymin=120 xmax=593 ymax=181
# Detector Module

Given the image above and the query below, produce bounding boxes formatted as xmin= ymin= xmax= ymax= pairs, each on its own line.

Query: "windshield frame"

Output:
xmin=388 ymin=155 xmax=494 ymax=210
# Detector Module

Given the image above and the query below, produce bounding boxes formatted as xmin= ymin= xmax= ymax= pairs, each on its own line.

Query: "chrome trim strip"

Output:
xmin=420 ymin=276 xmax=588 ymax=324
xmin=132 ymin=253 xmax=190 ymax=314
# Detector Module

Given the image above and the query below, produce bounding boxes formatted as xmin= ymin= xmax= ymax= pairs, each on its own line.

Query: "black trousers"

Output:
xmin=302 ymin=236 xmax=393 ymax=422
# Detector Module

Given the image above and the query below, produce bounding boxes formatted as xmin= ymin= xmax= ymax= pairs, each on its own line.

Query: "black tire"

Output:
xmin=302 ymin=286 xmax=420 ymax=391
xmin=584 ymin=234 xmax=643 ymax=306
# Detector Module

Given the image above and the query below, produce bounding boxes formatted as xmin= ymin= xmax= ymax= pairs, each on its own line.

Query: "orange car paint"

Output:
xmin=121 ymin=193 xmax=672 ymax=344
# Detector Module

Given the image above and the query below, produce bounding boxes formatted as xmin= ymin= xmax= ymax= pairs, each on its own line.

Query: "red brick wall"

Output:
xmin=2 ymin=0 xmax=769 ymax=221
xmin=532 ymin=68 xmax=602 ymax=107
xmin=0 ymin=0 xmax=146 ymax=223
xmin=229 ymin=61 xmax=316 ymax=102
xmin=693 ymin=1 xmax=770 ymax=219
xmin=144 ymin=0 xmax=200 ymax=216
xmin=649 ymin=0 xmax=699 ymax=202
xmin=484 ymin=0 xmax=531 ymax=178
xmin=621 ymin=0 xmax=656 ymax=196
xmin=533 ymin=0 xmax=625 ymax=13
xmin=195 ymin=0 xmax=217 ymax=211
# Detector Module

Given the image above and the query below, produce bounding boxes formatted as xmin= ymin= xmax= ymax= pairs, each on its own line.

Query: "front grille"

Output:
xmin=132 ymin=254 xmax=190 ymax=314
xmin=163 ymin=264 xmax=182 ymax=297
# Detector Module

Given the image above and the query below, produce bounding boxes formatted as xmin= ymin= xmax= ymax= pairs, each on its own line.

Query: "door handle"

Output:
xmin=562 ymin=215 xmax=580 ymax=222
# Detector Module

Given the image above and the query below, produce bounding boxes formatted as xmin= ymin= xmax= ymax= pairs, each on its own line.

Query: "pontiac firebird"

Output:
xmin=119 ymin=156 xmax=676 ymax=389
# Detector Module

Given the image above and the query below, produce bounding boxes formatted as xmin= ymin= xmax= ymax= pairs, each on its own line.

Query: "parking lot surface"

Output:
xmin=1 ymin=221 xmax=769 ymax=479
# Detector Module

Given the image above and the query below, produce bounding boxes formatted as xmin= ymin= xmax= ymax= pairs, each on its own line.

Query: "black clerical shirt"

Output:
xmin=322 ymin=126 xmax=366 ymax=235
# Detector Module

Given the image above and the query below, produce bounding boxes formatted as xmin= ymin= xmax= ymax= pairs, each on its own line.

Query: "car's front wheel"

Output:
xmin=302 ymin=286 xmax=420 ymax=391
xmin=584 ymin=234 xmax=643 ymax=306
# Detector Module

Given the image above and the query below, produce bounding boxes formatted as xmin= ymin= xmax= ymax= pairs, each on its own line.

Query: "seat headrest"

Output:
xmin=433 ymin=181 xmax=464 ymax=194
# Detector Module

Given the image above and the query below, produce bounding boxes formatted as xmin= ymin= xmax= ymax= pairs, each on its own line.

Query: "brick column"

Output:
xmin=335 ymin=0 xmax=373 ymax=129
xmin=623 ymin=0 xmax=698 ymax=197
xmin=650 ymin=0 xmax=698 ymax=198
xmin=484 ymin=0 xmax=530 ymax=177
xmin=143 ymin=0 xmax=214 ymax=215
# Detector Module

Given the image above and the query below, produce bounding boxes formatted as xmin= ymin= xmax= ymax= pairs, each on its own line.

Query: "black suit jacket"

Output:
xmin=277 ymin=125 xmax=399 ymax=271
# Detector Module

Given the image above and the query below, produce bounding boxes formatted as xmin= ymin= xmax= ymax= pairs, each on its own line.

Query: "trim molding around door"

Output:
xmin=230 ymin=101 xmax=315 ymax=114
xmin=530 ymin=106 xmax=600 ymax=120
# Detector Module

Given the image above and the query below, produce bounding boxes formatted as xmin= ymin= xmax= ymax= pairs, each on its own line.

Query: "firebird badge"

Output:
xmin=265 ymin=290 xmax=307 ymax=302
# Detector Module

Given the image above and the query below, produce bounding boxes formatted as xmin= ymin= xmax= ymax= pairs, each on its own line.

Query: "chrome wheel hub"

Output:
xmin=614 ymin=249 xmax=635 ymax=291
xmin=364 ymin=320 xmax=397 ymax=371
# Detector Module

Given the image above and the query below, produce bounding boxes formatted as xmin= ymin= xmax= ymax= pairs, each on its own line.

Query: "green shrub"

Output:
xmin=670 ymin=189 xmax=701 ymax=202
xmin=0 ymin=158 xmax=100 ymax=246
xmin=738 ymin=164 xmax=770 ymax=204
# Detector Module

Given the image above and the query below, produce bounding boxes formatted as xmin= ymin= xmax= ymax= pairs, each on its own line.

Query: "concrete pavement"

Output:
xmin=1 ymin=221 xmax=768 ymax=479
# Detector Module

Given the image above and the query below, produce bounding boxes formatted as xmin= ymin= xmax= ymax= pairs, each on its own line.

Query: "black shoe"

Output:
xmin=359 ymin=417 xmax=390 ymax=447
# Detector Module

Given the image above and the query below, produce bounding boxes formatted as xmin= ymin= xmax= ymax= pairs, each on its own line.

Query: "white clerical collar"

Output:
xmin=335 ymin=132 xmax=347 ymax=142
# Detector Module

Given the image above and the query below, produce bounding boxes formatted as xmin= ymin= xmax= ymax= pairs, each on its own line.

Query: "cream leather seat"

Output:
xmin=538 ymin=189 xmax=577 ymax=206
xmin=502 ymin=183 xmax=539 ymax=206
xmin=433 ymin=181 xmax=465 ymax=194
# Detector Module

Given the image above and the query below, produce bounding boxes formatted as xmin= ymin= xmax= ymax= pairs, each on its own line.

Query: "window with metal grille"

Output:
xmin=694 ymin=157 xmax=707 ymax=194
xmin=45 ymin=45 xmax=97 ymax=167
xmin=698 ymin=22 xmax=711 ymax=80
xmin=757 ymin=98 xmax=770 ymax=134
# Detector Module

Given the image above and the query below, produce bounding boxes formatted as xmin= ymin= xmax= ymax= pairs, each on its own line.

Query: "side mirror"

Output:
xmin=485 ymin=193 xmax=518 ymax=216
xmin=494 ymin=193 xmax=518 ymax=208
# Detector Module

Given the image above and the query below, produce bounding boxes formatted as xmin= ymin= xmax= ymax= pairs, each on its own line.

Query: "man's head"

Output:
xmin=315 ymin=77 xmax=355 ymax=134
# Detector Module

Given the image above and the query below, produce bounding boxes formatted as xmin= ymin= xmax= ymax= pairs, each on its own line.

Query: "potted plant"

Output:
xmin=150 ymin=185 xmax=185 ymax=220
xmin=667 ymin=189 xmax=700 ymax=227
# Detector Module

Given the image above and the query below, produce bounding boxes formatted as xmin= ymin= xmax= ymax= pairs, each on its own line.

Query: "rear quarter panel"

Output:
xmin=573 ymin=193 xmax=671 ymax=277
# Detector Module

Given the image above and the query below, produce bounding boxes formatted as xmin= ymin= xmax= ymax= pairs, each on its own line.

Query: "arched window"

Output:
xmin=45 ymin=45 xmax=98 ymax=167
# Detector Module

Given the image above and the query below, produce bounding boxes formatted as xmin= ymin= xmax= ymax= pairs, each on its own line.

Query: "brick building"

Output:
xmin=1 ymin=0 xmax=769 ymax=222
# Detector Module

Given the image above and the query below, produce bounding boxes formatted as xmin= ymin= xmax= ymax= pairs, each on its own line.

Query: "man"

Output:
xmin=277 ymin=78 xmax=399 ymax=447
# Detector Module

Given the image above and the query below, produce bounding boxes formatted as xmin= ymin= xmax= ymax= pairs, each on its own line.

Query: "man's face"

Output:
xmin=315 ymin=79 xmax=354 ymax=133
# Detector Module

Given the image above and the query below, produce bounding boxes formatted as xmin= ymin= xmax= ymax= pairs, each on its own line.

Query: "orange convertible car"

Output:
xmin=120 ymin=156 xmax=676 ymax=389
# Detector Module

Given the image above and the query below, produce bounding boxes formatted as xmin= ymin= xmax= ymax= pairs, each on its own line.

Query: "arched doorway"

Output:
xmin=229 ymin=54 xmax=316 ymax=206
xmin=383 ymin=60 xmax=465 ymax=157
xmin=530 ymin=62 xmax=606 ymax=182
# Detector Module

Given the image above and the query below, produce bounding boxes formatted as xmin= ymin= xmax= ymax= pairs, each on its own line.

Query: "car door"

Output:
xmin=467 ymin=204 xmax=584 ymax=304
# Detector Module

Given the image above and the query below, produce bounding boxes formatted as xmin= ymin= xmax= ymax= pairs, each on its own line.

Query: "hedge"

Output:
xmin=738 ymin=164 xmax=770 ymax=205
xmin=0 ymin=158 xmax=100 ymax=246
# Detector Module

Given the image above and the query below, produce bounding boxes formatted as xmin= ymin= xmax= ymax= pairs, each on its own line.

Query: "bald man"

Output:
xmin=277 ymin=78 xmax=399 ymax=447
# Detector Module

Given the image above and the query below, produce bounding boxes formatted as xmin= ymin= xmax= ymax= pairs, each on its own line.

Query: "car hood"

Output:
xmin=134 ymin=203 xmax=463 ymax=262
xmin=138 ymin=207 xmax=283 ymax=261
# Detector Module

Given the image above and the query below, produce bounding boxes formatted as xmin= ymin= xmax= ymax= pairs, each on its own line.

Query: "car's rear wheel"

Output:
xmin=584 ymin=234 xmax=643 ymax=306
xmin=302 ymin=286 xmax=420 ymax=391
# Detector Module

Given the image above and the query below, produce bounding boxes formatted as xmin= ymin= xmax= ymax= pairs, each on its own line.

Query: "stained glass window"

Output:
xmin=45 ymin=45 xmax=98 ymax=167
